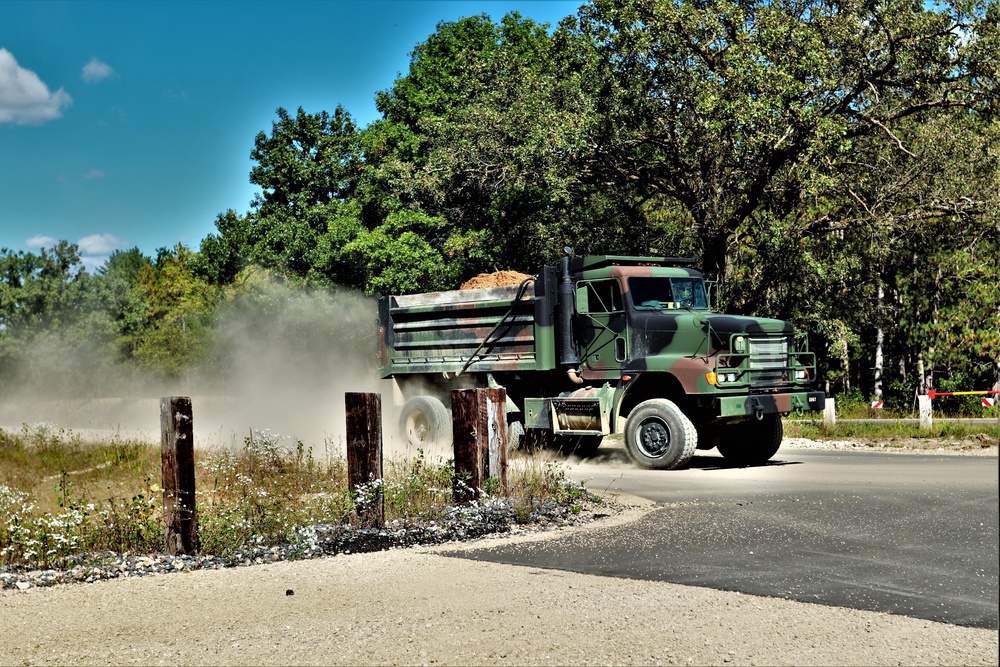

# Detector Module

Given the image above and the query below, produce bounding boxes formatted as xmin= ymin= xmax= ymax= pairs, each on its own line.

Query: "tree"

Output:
xmin=360 ymin=13 xmax=602 ymax=283
xmin=130 ymin=245 xmax=220 ymax=378
xmin=0 ymin=242 xmax=121 ymax=397
xmin=0 ymin=241 xmax=91 ymax=333
xmin=196 ymin=210 xmax=252 ymax=285
xmin=242 ymin=106 xmax=364 ymax=285
xmin=576 ymin=0 xmax=996 ymax=289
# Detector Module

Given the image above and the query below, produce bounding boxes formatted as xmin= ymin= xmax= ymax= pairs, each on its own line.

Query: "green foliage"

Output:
xmin=0 ymin=242 xmax=116 ymax=397
xmin=210 ymin=106 xmax=365 ymax=287
xmin=785 ymin=418 xmax=1000 ymax=444
xmin=341 ymin=210 xmax=468 ymax=294
xmin=128 ymin=244 xmax=220 ymax=377
xmin=197 ymin=429 xmax=348 ymax=556
xmin=381 ymin=449 xmax=455 ymax=521
xmin=578 ymin=0 xmax=993 ymax=281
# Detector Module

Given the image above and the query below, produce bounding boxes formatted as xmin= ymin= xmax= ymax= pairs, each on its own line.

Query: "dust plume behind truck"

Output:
xmin=377 ymin=254 xmax=825 ymax=469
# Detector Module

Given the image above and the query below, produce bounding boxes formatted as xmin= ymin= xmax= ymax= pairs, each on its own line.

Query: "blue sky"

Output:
xmin=0 ymin=0 xmax=581 ymax=271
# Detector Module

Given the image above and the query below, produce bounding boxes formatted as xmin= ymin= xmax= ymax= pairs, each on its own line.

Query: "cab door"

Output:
xmin=576 ymin=279 xmax=628 ymax=378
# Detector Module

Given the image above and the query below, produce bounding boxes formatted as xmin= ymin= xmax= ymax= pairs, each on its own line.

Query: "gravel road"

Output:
xmin=2 ymin=489 xmax=997 ymax=667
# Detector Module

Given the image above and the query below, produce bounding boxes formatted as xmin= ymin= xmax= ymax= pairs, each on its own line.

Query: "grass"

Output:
xmin=0 ymin=424 xmax=596 ymax=570
xmin=785 ymin=418 xmax=1000 ymax=442
xmin=784 ymin=404 xmax=1000 ymax=444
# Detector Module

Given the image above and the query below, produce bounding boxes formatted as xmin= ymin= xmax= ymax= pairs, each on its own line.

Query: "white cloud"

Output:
xmin=77 ymin=233 xmax=123 ymax=256
xmin=83 ymin=168 xmax=106 ymax=180
xmin=25 ymin=235 xmax=60 ymax=249
xmin=78 ymin=233 xmax=126 ymax=273
xmin=82 ymin=57 xmax=113 ymax=83
xmin=24 ymin=233 xmax=125 ymax=272
xmin=0 ymin=48 xmax=72 ymax=125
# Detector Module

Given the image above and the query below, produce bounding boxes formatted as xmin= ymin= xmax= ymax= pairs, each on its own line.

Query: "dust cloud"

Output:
xmin=0 ymin=283 xmax=403 ymax=455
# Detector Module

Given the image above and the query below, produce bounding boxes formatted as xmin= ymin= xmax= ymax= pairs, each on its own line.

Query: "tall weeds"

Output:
xmin=0 ymin=426 xmax=591 ymax=569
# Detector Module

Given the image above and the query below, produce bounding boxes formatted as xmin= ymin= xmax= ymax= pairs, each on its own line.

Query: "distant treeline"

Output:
xmin=2 ymin=0 xmax=998 ymax=408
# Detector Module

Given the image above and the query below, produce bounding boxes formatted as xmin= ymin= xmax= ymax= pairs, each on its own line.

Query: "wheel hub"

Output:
xmin=638 ymin=418 xmax=671 ymax=457
xmin=408 ymin=413 xmax=430 ymax=443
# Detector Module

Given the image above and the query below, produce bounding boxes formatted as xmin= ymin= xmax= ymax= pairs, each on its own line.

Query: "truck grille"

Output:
xmin=749 ymin=336 xmax=789 ymax=385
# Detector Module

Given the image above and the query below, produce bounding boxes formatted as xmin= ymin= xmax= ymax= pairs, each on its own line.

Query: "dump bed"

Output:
xmin=377 ymin=284 xmax=556 ymax=379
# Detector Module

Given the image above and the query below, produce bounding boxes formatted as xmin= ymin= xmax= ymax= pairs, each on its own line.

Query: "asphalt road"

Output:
xmin=448 ymin=446 xmax=999 ymax=629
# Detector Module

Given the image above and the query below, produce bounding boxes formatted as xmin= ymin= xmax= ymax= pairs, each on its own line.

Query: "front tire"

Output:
xmin=398 ymin=396 xmax=451 ymax=449
xmin=716 ymin=414 xmax=783 ymax=466
xmin=623 ymin=399 xmax=697 ymax=470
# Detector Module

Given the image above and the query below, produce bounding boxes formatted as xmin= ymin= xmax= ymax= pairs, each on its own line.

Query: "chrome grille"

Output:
xmin=749 ymin=336 xmax=789 ymax=384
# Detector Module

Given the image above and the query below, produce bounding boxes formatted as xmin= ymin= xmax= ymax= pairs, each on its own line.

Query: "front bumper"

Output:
xmin=718 ymin=391 xmax=825 ymax=418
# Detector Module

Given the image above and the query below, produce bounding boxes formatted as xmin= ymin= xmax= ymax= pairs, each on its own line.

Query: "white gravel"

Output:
xmin=1 ymin=494 xmax=997 ymax=667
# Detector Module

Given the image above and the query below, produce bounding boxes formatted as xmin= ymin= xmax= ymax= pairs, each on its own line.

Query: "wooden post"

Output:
xmin=160 ymin=396 xmax=197 ymax=556
xmin=452 ymin=388 xmax=507 ymax=503
xmin=346 ymin=392 xmax=383 ymax=527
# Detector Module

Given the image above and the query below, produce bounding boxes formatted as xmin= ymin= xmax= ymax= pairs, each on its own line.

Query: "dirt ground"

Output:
xmin=1 ymin=489 xmax=997 ymax=667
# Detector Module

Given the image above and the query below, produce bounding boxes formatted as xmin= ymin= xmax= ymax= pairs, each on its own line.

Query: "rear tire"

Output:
xmin=623 ymin=399 xmax=697 ymax=470
xmin=716 ymin=414 xmax=782 ymax=466
xmin=398 ymin=396 xmax=451 ymax=449
xmin=507 ymin=420 xmax=525 ymax=451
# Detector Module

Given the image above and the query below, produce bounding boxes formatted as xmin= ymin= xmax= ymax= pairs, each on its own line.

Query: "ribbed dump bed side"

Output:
xmin=379 ymin=286 xmax=540 ymax=377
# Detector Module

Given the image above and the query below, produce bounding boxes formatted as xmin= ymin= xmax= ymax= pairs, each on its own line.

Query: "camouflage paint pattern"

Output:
xmin=377 ymin=281 xmax=548 ymax=378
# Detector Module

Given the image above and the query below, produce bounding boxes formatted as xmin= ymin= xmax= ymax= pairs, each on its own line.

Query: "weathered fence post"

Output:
xmin=452 ymin=388 xmax=507 ymax=503
xmin=160 ymin=396 xmax=197 ymax=556
xmin=346 ymin=392 xmax=383 ymax=527
xmin=918 ymin=395 xmax=933 ymax=430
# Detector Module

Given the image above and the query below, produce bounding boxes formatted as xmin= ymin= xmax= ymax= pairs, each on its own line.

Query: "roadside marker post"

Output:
xmin=918 ymin=395 xmax=933 ymax=430
xmin=345 ymin=392 xmax=384 ymax=528
xmin=451 ymin=388 xmax=508 ymax=503
xmin=823 ymin=397 xmax=836 ymax=428
xmin=160 ymin=396 xmax=198 ymax=556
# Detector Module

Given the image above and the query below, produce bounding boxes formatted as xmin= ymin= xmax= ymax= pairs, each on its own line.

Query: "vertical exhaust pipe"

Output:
xmin=557 ymin=253 xmax=583 ymax=383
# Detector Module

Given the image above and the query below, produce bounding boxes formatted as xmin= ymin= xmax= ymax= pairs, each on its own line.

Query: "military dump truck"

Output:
xmin=377 ymin=255 xmax=825 ymax=469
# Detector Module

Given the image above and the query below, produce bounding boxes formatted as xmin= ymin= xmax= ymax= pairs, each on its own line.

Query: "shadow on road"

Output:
xmin=687 ymin=456 xmax=803 ymax=471
xmin=567 ymin=446 xmax=803 ymax=471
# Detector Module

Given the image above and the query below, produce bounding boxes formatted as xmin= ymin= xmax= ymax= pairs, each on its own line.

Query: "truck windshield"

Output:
xmin=628 ymin=277 xmax=709 ymax=310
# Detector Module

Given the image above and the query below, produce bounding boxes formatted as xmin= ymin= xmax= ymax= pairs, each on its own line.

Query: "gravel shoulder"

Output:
xmin=1 ymin=439 xmax=997 ymax=666
xmin=2 ymin=491 xmax=998 ymax=667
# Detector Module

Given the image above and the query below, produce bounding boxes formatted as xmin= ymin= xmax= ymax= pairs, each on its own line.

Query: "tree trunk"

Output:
xmin=917 ymin=352 xmax=928 ymax=395
xmin=699 ymin=226 xmax=729 ymax=295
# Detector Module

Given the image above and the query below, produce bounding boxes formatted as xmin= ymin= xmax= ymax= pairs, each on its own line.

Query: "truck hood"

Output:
xmin=627 ymin=311 xmax=793 ymax=360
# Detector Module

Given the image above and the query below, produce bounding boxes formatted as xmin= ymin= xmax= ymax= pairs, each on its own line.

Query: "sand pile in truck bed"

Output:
xmin=460 ymin=271 xmax=532 ymax=289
